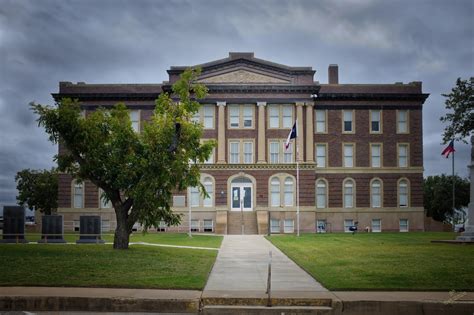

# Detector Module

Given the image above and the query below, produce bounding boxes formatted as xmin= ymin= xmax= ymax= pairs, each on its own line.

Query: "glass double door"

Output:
xmin=231 ymin=183 xmax=252 ymax=211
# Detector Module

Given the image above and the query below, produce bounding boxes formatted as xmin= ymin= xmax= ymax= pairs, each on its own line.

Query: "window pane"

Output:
xmin=284 ymin=219 xmax=294 ymax=233
xmin=316 ymin=220 xmax=326 ymax=233
xmin=316 ymin=144 xmax=326 ymax=168
xmin=371 ymin=110 xmax=380 ymax=132
xmin=371 ymin=180 xmax=381 ymax=208
xmin=344 ymin=181 xmax=353 ymax=208
xmin=399 ymin=181 xmax=408 ymax=207
xmin=316 ymin=181 xmax=326 ymax=208
xmin=270 ymin=219 xmax=280 ymax=233
xmin=230 ymin=142 xmax=240 ymax=163
xmin=229 ymin=106 xmax=239 ymax=127
xmin=243 ymin=142 xmax=253 ymax=164
xmin=283 ymin=142 xmax=293 ymax=163
xmin=398 ymin=145 xmax=408 ymax=167
xmin=282 ymin=106 xmax=292 ymax=128
xmin=371 ymin=145 xmax=381 ymax=167
xmin=190 ymin=187 xmax=200 ymax=207
xmin=203 ymin=106 xmax=214 ymax=128
xmin=271 ymin=178 xmax=280 ymax=207
xmin=284 ymin=177 xmax=293 ymax=206
xmin=398 ymin=110 xmax=407 ymax=133
xmin=372 ymin=219 xmax=381 ymax=232
xmin=204 ymin=149 xmax=214 ymax=164
xmin=343 ymin=110 xmax=352 ymax=132
xmin=344 ymin=145 xmax=353 ymax=167
xmin=315 ymin=110 xmax=326 ymax=133
xmin=73 ymin=183 xmax=83 ymax=208
xmin=270 ymin=142 xmax=279 ymax=163
xmin=399 ymin=219 xmax=409 ymax=232
xmin=130 ymin=110 xmax=140 ymax=132
xmin=269 ymin=106 xmax=279 ymax=128
xmin=344 ymin=219 xmax=354 ymax=232
xmin=203 ymin=178 xmax=213 ymax=207
xmin=243 ymin=106 xmax=252 ymax=127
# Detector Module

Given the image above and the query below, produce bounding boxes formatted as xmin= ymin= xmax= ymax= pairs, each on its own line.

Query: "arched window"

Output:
xmin=343 ymin=179 xmax=355 ymax=208
xmin=316 ymin=179 xmax=327 ymax=209
xmin=398 ymin=179 xmax=409 ymax=207
xmin=284 ymin=177 xmax=294 ymax=206
xmin=73 ymin=180 xmax=84 ymax=209
xmin=371 ymin=179 xmax=382 ymax=208
xmin=270 ymin=177 xmax=280 ymax=207
xmin=203 ymin=177 xmax=213 ymax=207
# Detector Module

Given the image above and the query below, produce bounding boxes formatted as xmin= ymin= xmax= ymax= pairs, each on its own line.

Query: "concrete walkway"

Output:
xmin=203 ymin=235 xmax=327 ymax=295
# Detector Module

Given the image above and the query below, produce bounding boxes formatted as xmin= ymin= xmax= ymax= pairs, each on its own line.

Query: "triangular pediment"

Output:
xmin=198 ymin=68 xmax=292 ymax=84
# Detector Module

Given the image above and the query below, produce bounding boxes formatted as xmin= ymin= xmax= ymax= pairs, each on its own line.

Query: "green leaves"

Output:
xmin=440 ymin=77 xmax=474 ymax=143
xmin=15 ymin=168 xmax=58 ymax=215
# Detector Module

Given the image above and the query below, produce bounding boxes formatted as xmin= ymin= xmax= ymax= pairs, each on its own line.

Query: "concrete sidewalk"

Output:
xmin=203 ymin=235 xmax=327 ymax=295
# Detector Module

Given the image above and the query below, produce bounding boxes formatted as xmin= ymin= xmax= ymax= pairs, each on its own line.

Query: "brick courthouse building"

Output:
xmin=53 ymin=52 xmax=428 ymax=234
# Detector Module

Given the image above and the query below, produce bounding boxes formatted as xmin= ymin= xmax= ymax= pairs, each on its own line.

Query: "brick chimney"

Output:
xmin=328 ymin=64 xmax=339 ymax=84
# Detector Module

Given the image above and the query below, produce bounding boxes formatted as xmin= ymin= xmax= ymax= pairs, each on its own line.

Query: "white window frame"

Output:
xmin=269 ymin=175 xmax=295 ymax=208
xmin=268 ymin=140 xmax=295 ymax=164
xmin=370 ymin=143 xmax=382 ymax=168
xmin=343 ymin=179 xmax=355 ymax=208
xmin=370 ymin=110 xmax=382 ymax=133
xmin=284 ymin=219 xmax=294 ymax=233
xmin=398 ymin=143 xmax=409 ymax=168
xmin=315 ymin=109 xmax=327 ymax=133
xmin=129 ymin=110 xmax=140 ymax=133
xmin=342 ymin=110 xmax=354 ymax=133
xmin=371 ymin=219 xmax=382 ymax=233
xmin=98 ymin=188 xmax=112 ymax=209
xmin=315 ymin=143 xmax=327 ymax=168
xmin=344 ymin=219 xmax=354 ymax=233
xmin=189 ymin=176 xmax=214 ymax=208
xmin=268 ymin=104 xmax=294 ymax=129
xmin=228 ymin=104 xmax=254 ymax=129
xmin=191 ymin=219 xmax=200 ymax=232
xmin=229 ymin=139 xmax=254 ymax=164
xmin=343 ymin=143 xmax=355 ymax=168
xmin=270 ymin=219 xmax=280 ymax=233
xmin=203 ymin=219 xmax=214 ymax=232
xmin=316 ymin=179 xmax=328 ymax=209
xmin=397 ymin=110 xmax=409 ymax=134
xmin=399 ymin=219 xmax=409 ymax=232
xmin=270 ymin=177 xmax=281 ymax=207
xmin=316 ymin=220 xmax=327 ymax=233
xmin=370 ymin=179 xmax=382 ymax=208
xmin=72 ymin=180 xmax=84 ymax=209
xmin=229 ymin=141 xmax=240 ymax=164
xmin=398 ymin=178 xmax=409 ymax=208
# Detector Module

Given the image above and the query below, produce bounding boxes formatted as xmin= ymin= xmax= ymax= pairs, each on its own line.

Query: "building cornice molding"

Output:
xmin=318 ymin=93 xmax=430 ymax=103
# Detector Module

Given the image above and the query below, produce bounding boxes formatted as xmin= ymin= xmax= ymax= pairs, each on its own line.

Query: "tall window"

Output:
xmin=371 ymin=144 xmax=381 ymax=167
xmin=270 ymin=178 xmax=280 ymax=207
xmin=73 ymin=181 xmax=84 ymax=209
xmin=229 ymin=141 xmax=240 ymax=163
xmin=315 ymin=110 xmax=327 ymax=133
xmin=399 ymin=219 xmax=409 ymax=232
xmin=270 ymin=219 xmax=280 ymax=233
xmin=316 ymin=179 xmax=327 ymax=209
xmin=398 ymin=179 xmax=409 ymax=207
xmin=371 ymin=219 xmax=381 ymax=232
xmin=371 ymin=179 xmax=382 ymax=208
xmin=228 ymin=105 xmax=254 ymax=128
xmin=190 ymin=186 xmax=200 ymax=207
xmin=99 ymin=188 xmax=112 ymax=209
xmin=203 ymin=177 xmax=213 ymax=207
xmin=343 ymin=144 xmax=354 ymax=167
xmin=284 ymin=177 xmax=294 ymax=206
xmin=343 ymin=110 xmax=354 ymax=132
xmin=370 ymin=110 xmax=381 ymax=133
xmin=343 ymin=179 xmax=355 ymax=208
xmin=398 ymin=144 xmax=409 ymax=167
xmin=229 ymin=140 xmax=254 ymax=164
xmin=268 ymin=105 xmax=294 ymax=128
xmin=397 ymin=110 xmax=408 ymax=133
xmin=316 ymin=144 xmax=327 ymax=168
xmin=269 ymin=175 xmax=295 ymax=208
xmin=203 ymin=105 xmax=214 ymax=128
xmin=129 ymin=110 xmax=140 ymax=132
xmin=269 ymin=140 xmax=294 ymax=163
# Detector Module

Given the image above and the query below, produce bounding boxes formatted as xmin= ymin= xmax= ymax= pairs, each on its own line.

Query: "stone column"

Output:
xmin=296 ymin=102 xmax=304 ymax=162
xmin=257 ymin=102 xmax=266 ymax=163
xmin=305 ymin=102 xmax=314 ymax=162
xmin=217 ymin=101 xmax=226 ymax=164
xmin=457 ymin=135 xmax=474 ymax=241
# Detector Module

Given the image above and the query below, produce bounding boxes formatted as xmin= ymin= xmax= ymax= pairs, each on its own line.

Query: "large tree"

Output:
xmin=31 ymin=68 xmax=214 ymax=249
xmin=15 ymin=168 xmax=58 ymax=215
xmin=440 ymin=77 xmax=474 ymax=143
xmin=424 ymin=175 xmax=470 ymax=222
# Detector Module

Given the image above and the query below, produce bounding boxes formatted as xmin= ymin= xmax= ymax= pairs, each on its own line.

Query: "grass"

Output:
xmin=267 ymin=232 xmax=474 ymax=291
xmin=24 ymin=232 xmax=223 ymax=248
xmin=0 ymin=244 xmax=218 ymax=289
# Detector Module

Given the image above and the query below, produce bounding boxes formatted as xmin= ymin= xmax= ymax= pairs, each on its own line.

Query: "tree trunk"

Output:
xmin=113 ymin=207 xmax=131 ymax=249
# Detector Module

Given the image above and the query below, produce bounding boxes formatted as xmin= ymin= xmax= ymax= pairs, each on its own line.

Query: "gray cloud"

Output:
xmin=0 ymin=0 xmax=473 ymax=208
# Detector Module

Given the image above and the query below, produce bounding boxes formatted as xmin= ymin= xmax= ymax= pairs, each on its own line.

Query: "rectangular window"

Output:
xmin=243 ymin=106 xmax=253 ymax=127
xmin=270 ymin=219 xmax=280 ymax=233
xmin=101 ymin=220 xmax=110 ymax=232
xmin=315 ymin=110 xmax=327 ymax=133
xmin=316 ymin=220 xmax=327 ymax=233
xmin=157 ymin=220 xmax=166 ymax=232
xmin=243 ymin=141 xmax=253 ymax=164
xmin=282 ymin=105 xmax=293 ymax=128
xmin=399 ymin=182 xmax=408 ymax=207
xmin=203 ymin=105 xmax=215 ymax=129
xmin=398 ymin=144 xmax=409 ymax=167
xmin=284 ymin=219 xmax=294 ymax=233
xmin=173 ymin=196 xmax=186 ymax=207
xmin=229 ymin=106 xmax=239 ymax=128
xmin=284 ymin=178 xmax=294 ymax=206
xmin=269 ymin=106 xmax=279 ymax=128
xmin=269 ymin=141 xmax=280 ymax=163
xmin=191 ymin=219 xmax=199 ymax=232
xmin=130 ymin=110 xmax=140 ymax=132
xmin=343 ymin=110 xmax=353 ymax=132
xmin=316 ymin=144 xmax=326 ymax=168
xmin=397 ymin=110 xmax=408 ymax=133
xmin=344 ymin=182 xmax=354 ymax=208
xmin=371 ymin=219 xmax=381 ymax=232
xmin=399 ymin=219 xmax=409 ymax=232
xmin=371 ymin=144 xmax=381 ymax=168
xmin=203 ymin=181 xmax=213 ymax=207
xmin=190 ymin=187 xmax=200 ymax=207
xmin=283 ymin=142 xmax=293 ymax=163
xmin=203 ymin=219 xmax=213 ymax=232
xmin=316 ymin=181 xmax=327 ymax=208
xmin=370 ymin=110 xmax=381 ymax=133
xmin=270 ymin=179 xmax=280 ymax=207
xmin=73 ymin=183 xmax=83 ymax=209
xmin=344 ymin=219 xmax=354 ymax=233
xmin=343 ymin=144 xmax=354 ymax=167
xmin=230 ymin=141 xmax=240 ymax=163
xmin=372 ymin=182 xmax=381 ymax=208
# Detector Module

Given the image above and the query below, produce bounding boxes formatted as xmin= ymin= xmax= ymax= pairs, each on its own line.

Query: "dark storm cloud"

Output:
xmin=0 ymin=0 xmax=473 ymax=208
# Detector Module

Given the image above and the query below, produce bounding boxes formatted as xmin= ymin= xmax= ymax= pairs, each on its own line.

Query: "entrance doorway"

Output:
xmin=230 ymin=177 xmax=253 ymax=211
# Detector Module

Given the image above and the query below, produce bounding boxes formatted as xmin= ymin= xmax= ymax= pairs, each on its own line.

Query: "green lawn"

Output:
xmin=25 ymin=232 xmax=223 ymax=248
xmin=267 ymin=232 xmax=474 ymax=291
xmin=0 ymin=244 xmax=218 ymax=289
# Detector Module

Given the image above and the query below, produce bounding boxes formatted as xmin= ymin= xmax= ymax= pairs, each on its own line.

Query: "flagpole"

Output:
xmin=188 ymin=188 xmax=192 ymax=238
xmin=296 ymin=119 xmax=300 ymax=237
xmin=452 ymin=143 xmax=455 ymax=231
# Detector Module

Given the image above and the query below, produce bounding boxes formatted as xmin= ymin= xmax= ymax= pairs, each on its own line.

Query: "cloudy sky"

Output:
xmin=0 ymin=0 xmax=473 ymax=208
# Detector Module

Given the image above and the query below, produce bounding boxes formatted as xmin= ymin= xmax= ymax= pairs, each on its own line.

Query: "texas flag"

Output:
xmin=441 ymin=140 xmax=455 ymax=158
xmin=285 ymin=121 xmax=297 ymax=151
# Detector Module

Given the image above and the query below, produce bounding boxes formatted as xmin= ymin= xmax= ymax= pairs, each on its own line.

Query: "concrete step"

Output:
xmin=202 ymin=305 xmax=333 ymax=315
xmin=227 ymin=212 xmax=258 ymax=235
xmin=202 ymin=297 xmax=333 ymax=307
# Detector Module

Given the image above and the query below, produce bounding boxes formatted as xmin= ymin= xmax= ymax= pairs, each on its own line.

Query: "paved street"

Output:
xmin=204 ymin=235 xmax=327 ymax=294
